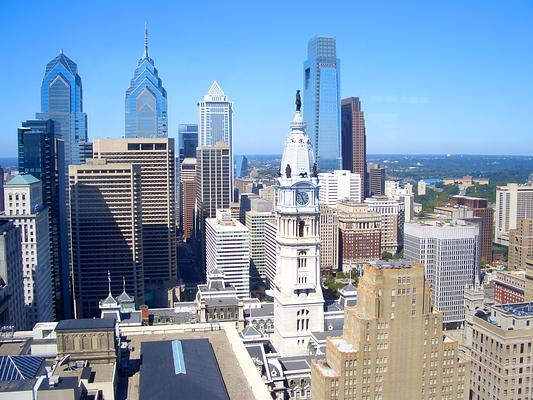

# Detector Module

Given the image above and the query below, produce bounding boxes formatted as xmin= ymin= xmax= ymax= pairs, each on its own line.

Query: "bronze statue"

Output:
xmin=312 ymin=162 xmax=318 ymax=177
xmin=285 ymin=164 xmax=292 ymax=178
xmin=295 ymin=90 xmax=301 ymax=112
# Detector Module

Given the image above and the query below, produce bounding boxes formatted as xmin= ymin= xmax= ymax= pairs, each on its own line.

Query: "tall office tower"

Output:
xmin=195 ymin=142 xmax=232 ymax=220
xmin=178 ymin=124 xmax=198 ymax=160
xmin=239 ymin=193 xmax=259 ymax=224
xmin=508 ymin=218 xmax=533 ymax=270
xmin=303 ymin=36 xmax=341 ymax=171
xmin=4 ymin=176 xmax=53 ymax=325
xmin=205 ymin=209 xmax=250 ymax=299
xmin=318 ymin=170 xmax=361 ymax=206
xmin=271 ymin=102 xmax=324 ymax=357
xmin=69 ymin=159 xmax=144 ymax=318
xmin=337 ymin=201 xmax=381 ymax=271
xmin=450 ymin=195 xmax=494 ymax=262
xmin=0 ymin=219 xmax=26 ymax=330
xmin=264 ymin=219 xmax=277 ymax=289
xmin=341 ymin=97 xmax=366 ymax=200
xmin=125 ymin=25 xmax=167 ymax=138
xmin=18 ymin=119 xmax=69 ymax=319
xmin=311 ymin=260 xmax=469 ymax=400
xmin=367 ymin=162 xmax=386 ymax=196
xmin=319 ymin=204 xmax=339 ymax=275
xmin=245 ymin=198 xmax=275 ymax=283
xmin=365 ymin=196 xmax=401 ymax=254
xmin=0 ymin=166 xmax=4 ymax=213
xmin=93 ymin=138 xmax=176 ymax=284
xmin=466 ymin=303 xmax=532 ymax=400
xmin=37 ymin=50 xmax=88 ymax=168
xmin=198 ymin=82 xmax=234 ymax=198
xmin=235 ymin=155 xmax=248 ymax=179
xmin=180 ymin=158 xmax=197 ymax=241
xmin=495 ymin=182 xmax=533 ymax=246
xmin=526 ymin=258 xmax=533 ymax=301
xmin=405 ymin=219 xmax=480 ymax=326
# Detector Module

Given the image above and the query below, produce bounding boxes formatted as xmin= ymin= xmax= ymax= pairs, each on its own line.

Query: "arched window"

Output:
xmin=298 ymin=220 xmax=305 ymax=237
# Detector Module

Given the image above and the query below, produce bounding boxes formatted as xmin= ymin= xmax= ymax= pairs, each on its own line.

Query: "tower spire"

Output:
xmin=144 ymin=22 xmax=149 ymax=58
xmin=107 ymin=270 xmax=112 ymax=296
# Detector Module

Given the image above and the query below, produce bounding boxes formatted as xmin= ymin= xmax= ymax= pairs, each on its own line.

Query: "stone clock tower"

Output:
xmin=271 ymin=95 xmax=324 ymax=357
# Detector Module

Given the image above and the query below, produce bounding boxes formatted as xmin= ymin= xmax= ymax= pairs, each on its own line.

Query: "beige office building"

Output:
xmin=320 ymin=204 xmax=339 ymax=274
xmin=311 ymin=260 xmax=469 ymax=400
xmin=465 ymin=302 xmax=533 ymax=400
xmin=93 ymin=138 xmax=176 ymax=283
xmin=69 ymin=159 xmax=144 ymax=318
xmin=495 ymin=183 xmax=533 ymax=246
xmin=508 ymin=218 xmax=533 ymax=270
xmin=365 ymin=196 xmax=401 ymax=254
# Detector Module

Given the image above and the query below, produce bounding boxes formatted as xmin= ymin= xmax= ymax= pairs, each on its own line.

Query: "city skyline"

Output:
xmin=1 ymin=1 xmax=533 ymax=158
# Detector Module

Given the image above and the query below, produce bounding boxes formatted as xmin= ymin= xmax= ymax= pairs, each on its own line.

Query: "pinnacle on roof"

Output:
xmin=208 ymin=81 xmax=225 ymax=96
xmin=116 ymin=276 xmax=134 ymax=303
xmin=45 ymin=51 xmax=78 ymax=76
xmin=143 ymin=22 xmax=149 ymax=59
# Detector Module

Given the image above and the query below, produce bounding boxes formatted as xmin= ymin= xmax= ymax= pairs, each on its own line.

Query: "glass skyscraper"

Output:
xmin=125 ymin=25 xmax=168 ymax=138
xmin=303 ymin=36 xmax=341 ymax=171
xmin=178 ymin=124 xmax=198 ymax=161
xmin=37 ymin=50 xmax=88 ymax=168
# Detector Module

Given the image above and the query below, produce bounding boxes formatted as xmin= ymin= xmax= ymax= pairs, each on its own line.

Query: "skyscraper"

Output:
xmin=318 ymin=170 xmax=361 ymax=205
xmin=180 ymin=158 xmax=197 ymax=241
xmin=319 ymin=204 xmax=339 ymax=275
xmin=18 ymin=119 xmax=69 ymax=318
xmin=0 ymin=166 xmax=4 ymax=214
xmin=367 ymin=162 xmax=386 ymax=196
xmin=271 ymin=100 xmax=324 ymax=357
xmin=37 ymin=50 xmax=88 ymax=167
xmin=69 ymin=159 xmax=144 ymax=318
xmin=4 ymin=175 xmax=53 ymax=325
xmin=235 ymin=155 xmax=248 ymax=179
xmin=178 ymin=124 xmax=198 ymax=161
xmin=93 ymin=138 xmax=176 ymax=284
xmin=198 ymin=82 xmax=234 ymax=197
xmin=341 ymin=97 xmax=366 ymax=200
xmin=303 ymin=36 xmax=341 ymax=171
xmin=311 ymin=260 xmax=469 ymax=400
xmin=125 ymin=25 xmax=168 ymax=138
xmin=245 ymin=198 xmax=275 ymax=283
xmin=494 ymin=182 xmax=533 ymax=246
xmin=508 ymin=218 xmax=533 ymax=270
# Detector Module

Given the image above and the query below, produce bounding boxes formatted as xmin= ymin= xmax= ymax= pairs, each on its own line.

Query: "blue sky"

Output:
xmin=0 ymin=0 xmax=532 ymax=157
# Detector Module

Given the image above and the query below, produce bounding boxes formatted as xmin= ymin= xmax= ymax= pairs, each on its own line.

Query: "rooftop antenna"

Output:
xmin=122 ymin=276 xmax=126 ymax=293
xmin=143 ymin=22 xmax=149 ymax=58
xmin=107 ymin=270 xmax=112 ymax=296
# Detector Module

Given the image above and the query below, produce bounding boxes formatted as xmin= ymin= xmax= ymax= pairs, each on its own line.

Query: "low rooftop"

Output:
xmin=494 ymin=303 xmax=533 ymax=317
xmin=56 ymin=319 xmax=115 ymax=332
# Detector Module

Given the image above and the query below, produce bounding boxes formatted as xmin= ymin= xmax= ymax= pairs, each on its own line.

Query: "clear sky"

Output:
xmin=0 ymin=0 xmax=532 ymax=157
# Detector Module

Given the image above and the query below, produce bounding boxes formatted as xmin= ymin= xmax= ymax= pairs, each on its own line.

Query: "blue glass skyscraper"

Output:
xmin=125 ymin=25 xmax=168 ymax=138
xmin=37 ymin=50 xmax=88 ymax=167
xmin=303 ymin=36 xmax=341 ymax=171
xmin=178 ymin=124 xmax=198 ymax=161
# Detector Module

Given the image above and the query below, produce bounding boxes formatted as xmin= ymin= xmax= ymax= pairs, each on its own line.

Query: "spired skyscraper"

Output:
xmin=37 ymin=50 xmax=88 ymax=168
xmin=303 ymin=36 xmax=341 ymax=171
xmin=125 ymin=24 xmax=168 ymax=138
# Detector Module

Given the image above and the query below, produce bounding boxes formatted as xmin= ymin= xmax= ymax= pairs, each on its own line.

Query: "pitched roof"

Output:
xmin=207 ymin=81 xmax=225 ymax=96
xmin=117 ymin=291 xmax=134 ymax=303
xmin=5 ymin=175 xmax=40 ymax=186
xmin=0 ymin=355 xmax=44 ymax=381
xmin=45 ymin=52 xmax=78 ymax=76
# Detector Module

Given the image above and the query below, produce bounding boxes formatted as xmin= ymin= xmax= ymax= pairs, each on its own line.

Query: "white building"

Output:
xmin=198 ymin=81 xmax=234 ymax=198
xmin=365 ymin=195 xmax=402 ymax=253
xmin=404 ymin=218 xmax=480 ymax=325
xmin=494 ymin=182 xmax=533 ymax=246
xmin=271 ymin=106 xmax=324 ymax=357
xmin=245 ymin=198 xmax=275 ymax=283
xmin=4 ymin=175 xmax=54 ymax=325
xmin=206 ymin=209 xmax=250 ymax=298
xmin=385 ymin=180 xmax=415 ymax=222
xmin=264 ymin=219 xmax=277 ymax=289
xmin=317 ymin=170 xmax=361 ymax=205
xmin=417 ymin=180 xmax=427 ymax=195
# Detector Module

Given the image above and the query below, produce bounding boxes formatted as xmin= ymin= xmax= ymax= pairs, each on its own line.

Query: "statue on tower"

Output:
xmin=295 ymin=90 xmax=302 ymax=112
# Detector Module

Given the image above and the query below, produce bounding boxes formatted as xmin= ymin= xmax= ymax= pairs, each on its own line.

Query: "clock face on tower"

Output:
xmin=296 ymin=191 xmax=310 ymax=206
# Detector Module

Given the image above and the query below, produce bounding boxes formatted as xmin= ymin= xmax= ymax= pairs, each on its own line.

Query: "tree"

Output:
xmin=381 ymin=251 xmax=394 ymax=261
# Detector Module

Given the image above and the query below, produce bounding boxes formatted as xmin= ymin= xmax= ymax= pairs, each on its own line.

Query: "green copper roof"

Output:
xmin=5 ymin=175 xmax=40 ymax=185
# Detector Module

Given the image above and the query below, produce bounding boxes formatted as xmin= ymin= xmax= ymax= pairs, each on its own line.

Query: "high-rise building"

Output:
xmin=417 ymin=180 xmax=427 ymax=196
xmin=0 ymin=219 xmax=26 ymax=330
xmin=0 ymin=166 xmax=4 ymax=213
xmin=303 ymin=36 xmax=341 ymax=171
xmin=69 ymin=159 xmax=144 ymax=318
xmin=341 ymin=97 xmax=366 ymax=200
xmin=319 ymin=204 xmax=339 ymax=275
xmin=245 ymin=198 xmax=275 ymax=283
xmin=205 ymin=209 xmax=250 ymax=299
xmin=466 ymin=303 xmax=532 ymax=400
xmin=259 ymin=185 xmax=277 ymax=208
xmin=125 ymin=25 xmax=167 ymax=138
xmin=493 ymin=270 xmax=525 ymax=304
xmin=450 ymin=195 xmax=494 ymax=262
xmin=318 ymin=170 xmax=361 ymax=206
xmin=198 ymin=82 xmax=234 ymax=197
xmin=178 ymin=124 xmax=198 ymax=160
xmin=271 ymin=103 xmax=324 ymax=357
xmin=195 ymin=142 xmax=232 ymax=220
xmin=18 ymin=119 xmax=69 ymax=318
xmin=235 ymin=155 xmax=248 ymax=179
xmin=386 ymin=181 xmax=415 ymax=223
xmin=337 ymin=201 xmax=381 ymax=271
xmin=311 ymin=260 xmax=469 ymax=400
xmin=365 ymin=196 xmax=401 ymax=254
xmin=180 ymin=158 xmax=197 ymax=241
xmin=495 ymin=183 xmax=533 ymax=246
xmin=37 ymin=50 xmax=88 ymax=168
xmin=405 ymin=219 xmax=480 ymax=325
xmin=4 ymin=175 xmax=53 ymax=325
xmin=508 ymin=218 xmax=533 ymax=270
xmin=526 ymin=258 xmax=533 ymax=301
xmin=264 ymin=219 xmax=277 ymax=289
xmin=93 ymin=138 xmax=176 ymax=284
xmin=367 ymin=162 xmax=386 ymax=196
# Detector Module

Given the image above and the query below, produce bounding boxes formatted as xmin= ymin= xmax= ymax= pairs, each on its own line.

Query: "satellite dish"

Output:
xmin=58 ymin=354 xmax=71 ymax=367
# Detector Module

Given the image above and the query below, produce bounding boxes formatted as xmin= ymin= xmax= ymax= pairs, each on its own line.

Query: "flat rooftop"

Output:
xmin=369 ymin=259 xmax=414 ymax=270
xmin=494 ymin=303 xmax=533 ymax=317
